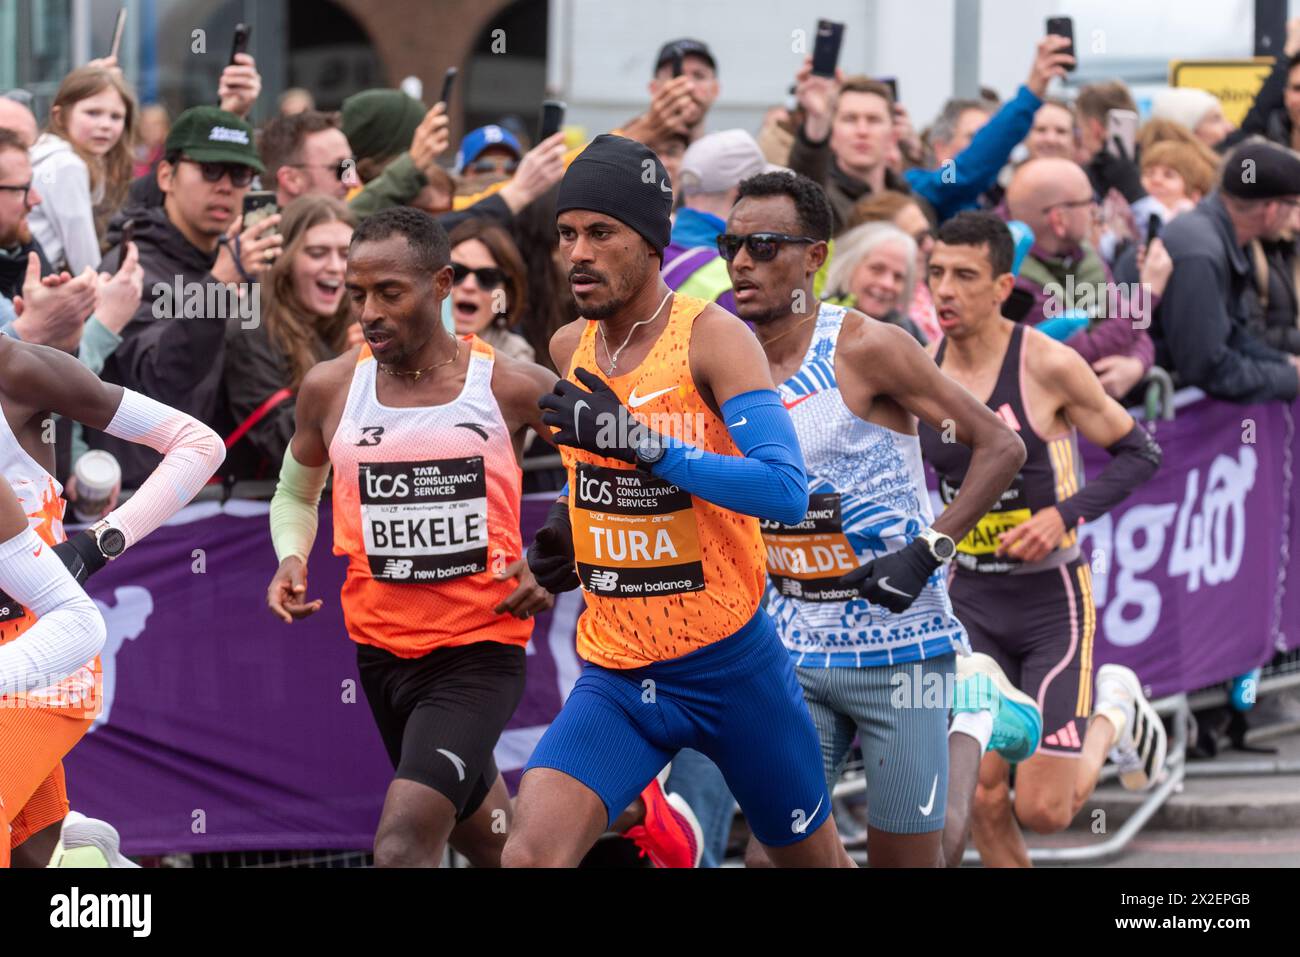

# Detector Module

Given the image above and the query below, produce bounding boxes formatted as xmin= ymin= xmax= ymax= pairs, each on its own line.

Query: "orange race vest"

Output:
xmin=560 ymin=293 xmax=767 ymax=669
xmin=330 ymin=337 xmax=531 ymax=657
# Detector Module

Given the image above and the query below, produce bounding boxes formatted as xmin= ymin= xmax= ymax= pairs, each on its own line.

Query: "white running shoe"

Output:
xmin=50 ymin=811 xmax=139 ymax=868
xmin=1095 ymin=665 xmax=1167 ymax=791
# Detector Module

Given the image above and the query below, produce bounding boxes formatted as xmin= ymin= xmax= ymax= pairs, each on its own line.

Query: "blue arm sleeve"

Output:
xmin=651 ymin=389 xmax=809 ymax=524
xmin=905 ymin=85 xmax=1042 ymax=221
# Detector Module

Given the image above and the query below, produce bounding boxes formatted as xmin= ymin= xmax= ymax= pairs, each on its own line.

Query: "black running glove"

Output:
xmin=538 ymin=367 xmax=641 ymax=464
xmin=53 ymin=531 xmax=108 ymax=586
xmin=838 ymin=538 xmax=940 ymax=614
xmin=527 ymin=499 xmax=581 ymax=593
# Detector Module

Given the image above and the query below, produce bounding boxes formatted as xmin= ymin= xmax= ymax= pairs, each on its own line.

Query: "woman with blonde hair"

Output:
xmin=223 ymin=195 xmax=359 ymax=474
xmin=29 ymin=66 xmax=137 ymax=272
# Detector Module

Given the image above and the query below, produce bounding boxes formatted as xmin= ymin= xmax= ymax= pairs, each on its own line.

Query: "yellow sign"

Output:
xmin=1168 ymin=58 xmax=1276 ymax=127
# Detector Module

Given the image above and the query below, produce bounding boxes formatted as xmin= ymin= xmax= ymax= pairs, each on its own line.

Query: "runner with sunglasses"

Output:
xmin=89 ymin=107 xmax=283 ymax=488
xmin=505 ymin=135 xmax=849 ymax=868
xmin=722 ymin=172 xmax=1028 ymax=867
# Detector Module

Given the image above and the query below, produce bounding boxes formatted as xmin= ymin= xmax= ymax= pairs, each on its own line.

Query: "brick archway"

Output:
xmin=332 ymin=0 xmax=517 ymax=137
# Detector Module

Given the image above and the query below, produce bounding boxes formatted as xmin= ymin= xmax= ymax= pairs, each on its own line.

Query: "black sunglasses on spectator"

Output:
xmin=288 ymin=158 xmax=356 ymax=182
xmin=469 ymin=157 xmax=519 ymax=175
xmin=451 ymin=263 xmax=507 ymax=289
xmin=717 ymin=232 xmax=817 ymax=262
xmin=180 ymin=159 xmax=256 ymax=187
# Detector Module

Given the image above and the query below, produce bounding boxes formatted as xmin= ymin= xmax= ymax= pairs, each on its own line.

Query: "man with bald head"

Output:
xmin=0 ymin=96 xmax=38 ymax=148
xmin=1005 ymin=157 xmax=1167 ymax=401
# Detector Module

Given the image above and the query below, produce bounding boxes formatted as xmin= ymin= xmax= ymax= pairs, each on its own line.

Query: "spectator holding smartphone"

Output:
xmin=88 ymin=107 xmax=281 ymax=487
xmin=789 ymin=35 xmax=1074 ymax=232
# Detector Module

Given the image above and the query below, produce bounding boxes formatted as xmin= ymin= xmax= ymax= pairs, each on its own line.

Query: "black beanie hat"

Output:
xmin=1222 ymin=139 xmax=1300 ymax=200
xmin=556 ymin=134 xmax=673 ymax=253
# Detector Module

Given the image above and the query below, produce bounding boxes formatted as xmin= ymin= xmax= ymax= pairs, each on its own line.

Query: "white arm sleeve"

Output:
xmin=0 ymin=526 xmax=106 ymax=694
xmin=101 ymin=388 xmax=227 ymax=549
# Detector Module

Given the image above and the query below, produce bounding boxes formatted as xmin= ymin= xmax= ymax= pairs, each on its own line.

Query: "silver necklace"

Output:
xmin=598 ymin=290 xmax=674 ymax=375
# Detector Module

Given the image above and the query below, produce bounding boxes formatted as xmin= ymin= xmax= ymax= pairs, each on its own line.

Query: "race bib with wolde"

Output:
xmin=359 ymin=456 xmax=488 ymax=583
xmin=573 ymin=463 xmax=705 ymax=598
xmin=762 ymin=493 xmax=862 ymax=602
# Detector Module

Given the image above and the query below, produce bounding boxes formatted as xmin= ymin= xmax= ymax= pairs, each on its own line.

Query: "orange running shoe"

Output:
xmin=623 ymin=766 xmax=704 ymax=868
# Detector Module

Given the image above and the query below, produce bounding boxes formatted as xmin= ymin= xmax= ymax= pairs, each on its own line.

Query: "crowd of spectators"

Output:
xmin=3 ymin=18 xmax=1300 ymax=502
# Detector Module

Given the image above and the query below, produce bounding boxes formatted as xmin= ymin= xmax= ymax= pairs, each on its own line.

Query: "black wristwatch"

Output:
xmin=633 ymin=433 xmax=666 ymax=472
xmin=90 ymin=521 xmax=127 ymax=560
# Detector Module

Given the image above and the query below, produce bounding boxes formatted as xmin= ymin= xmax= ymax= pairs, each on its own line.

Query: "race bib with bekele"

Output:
xmin=941 ymin=475 xmax=1031 ymax=573
xmin=761 ymin=493 xmax=862 ymax=602
xmin=572 ymin=463 xmax=705 ymax=598
xmin=359 ymin=457 xmax=488 ymax=583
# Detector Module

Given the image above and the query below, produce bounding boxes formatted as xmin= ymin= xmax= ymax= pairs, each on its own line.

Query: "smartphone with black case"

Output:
xmin=811 ymin=20 xmax=845 ymax=78
xmin=1046 ymin=16 xmax=1075 ymax=72
xmin=538 ymin=100 xmax=566 ymax=142
xmin=439 ymin=67 xmax=457 ymax=105
xmin=229 ymin=23 xmax=250 ymax=65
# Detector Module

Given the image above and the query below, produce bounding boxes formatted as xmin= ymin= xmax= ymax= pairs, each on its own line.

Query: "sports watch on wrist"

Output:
xmin=633 ymin=433 xmax=665 ymax=472
xmin=90 ymin=521 xmax=127 ymax=561
xmin=917 ymin=527 xmax=956 ymax=565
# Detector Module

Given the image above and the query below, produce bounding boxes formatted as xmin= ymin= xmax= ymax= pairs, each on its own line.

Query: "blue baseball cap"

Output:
xmin=455 ymin=125 xmax=523 ymax=174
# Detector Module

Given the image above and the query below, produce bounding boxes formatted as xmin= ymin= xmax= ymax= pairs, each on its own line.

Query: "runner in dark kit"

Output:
xmin=917 ymin=212 xmax=1165 ymax=868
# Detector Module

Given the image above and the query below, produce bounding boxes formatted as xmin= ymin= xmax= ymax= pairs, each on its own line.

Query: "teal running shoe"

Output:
xmin=954 ymin=654 xmax=1042 ymax=763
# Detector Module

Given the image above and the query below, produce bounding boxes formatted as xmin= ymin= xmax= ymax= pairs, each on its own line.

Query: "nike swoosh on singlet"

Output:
xmin=918 ymin=774 xmax=939 ymax=816
xmin=627 ymin=385 xmax=676 ymax=408
xmin=782 ymin=393 xmax=816 ymax=411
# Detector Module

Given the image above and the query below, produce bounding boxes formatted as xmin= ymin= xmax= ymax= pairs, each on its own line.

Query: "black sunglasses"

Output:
xmin=717 ymin=232 xmax=817 ymax=262
xmin=470 ymin=157 xmax=519 ymax=175
xmin=451 ymin=263 xmax=507 ymax=289
xmin=288 ymin=158 xmax=356 ymax=181
xmin=180 ymin=158 xmax=256 ymax=187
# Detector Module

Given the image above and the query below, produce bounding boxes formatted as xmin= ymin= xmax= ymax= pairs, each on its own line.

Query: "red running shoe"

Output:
xmin=623 ymin=766 xmax=704 ymax=868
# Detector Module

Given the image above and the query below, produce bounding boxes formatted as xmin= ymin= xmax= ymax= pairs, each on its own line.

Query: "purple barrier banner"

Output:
xmin=1076 ymin=394 xmax=1293 ymax=698
xmin=66 ymin=495 xmax=581 ymax=856
xmin=62 ymin=395 xmax=1298 ymax=854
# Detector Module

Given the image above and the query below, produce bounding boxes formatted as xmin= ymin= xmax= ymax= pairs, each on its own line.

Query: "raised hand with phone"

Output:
xmin=219 ymin=25 xmax=262 ymax=119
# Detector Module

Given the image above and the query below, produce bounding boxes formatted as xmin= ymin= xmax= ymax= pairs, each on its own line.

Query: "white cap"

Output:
xmin=678 ymin=129 xmax=783 ymax=196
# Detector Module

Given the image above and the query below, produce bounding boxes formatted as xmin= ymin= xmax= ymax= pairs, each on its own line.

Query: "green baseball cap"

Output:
xmin=164 ymin=106 xmax=264 ymax=173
